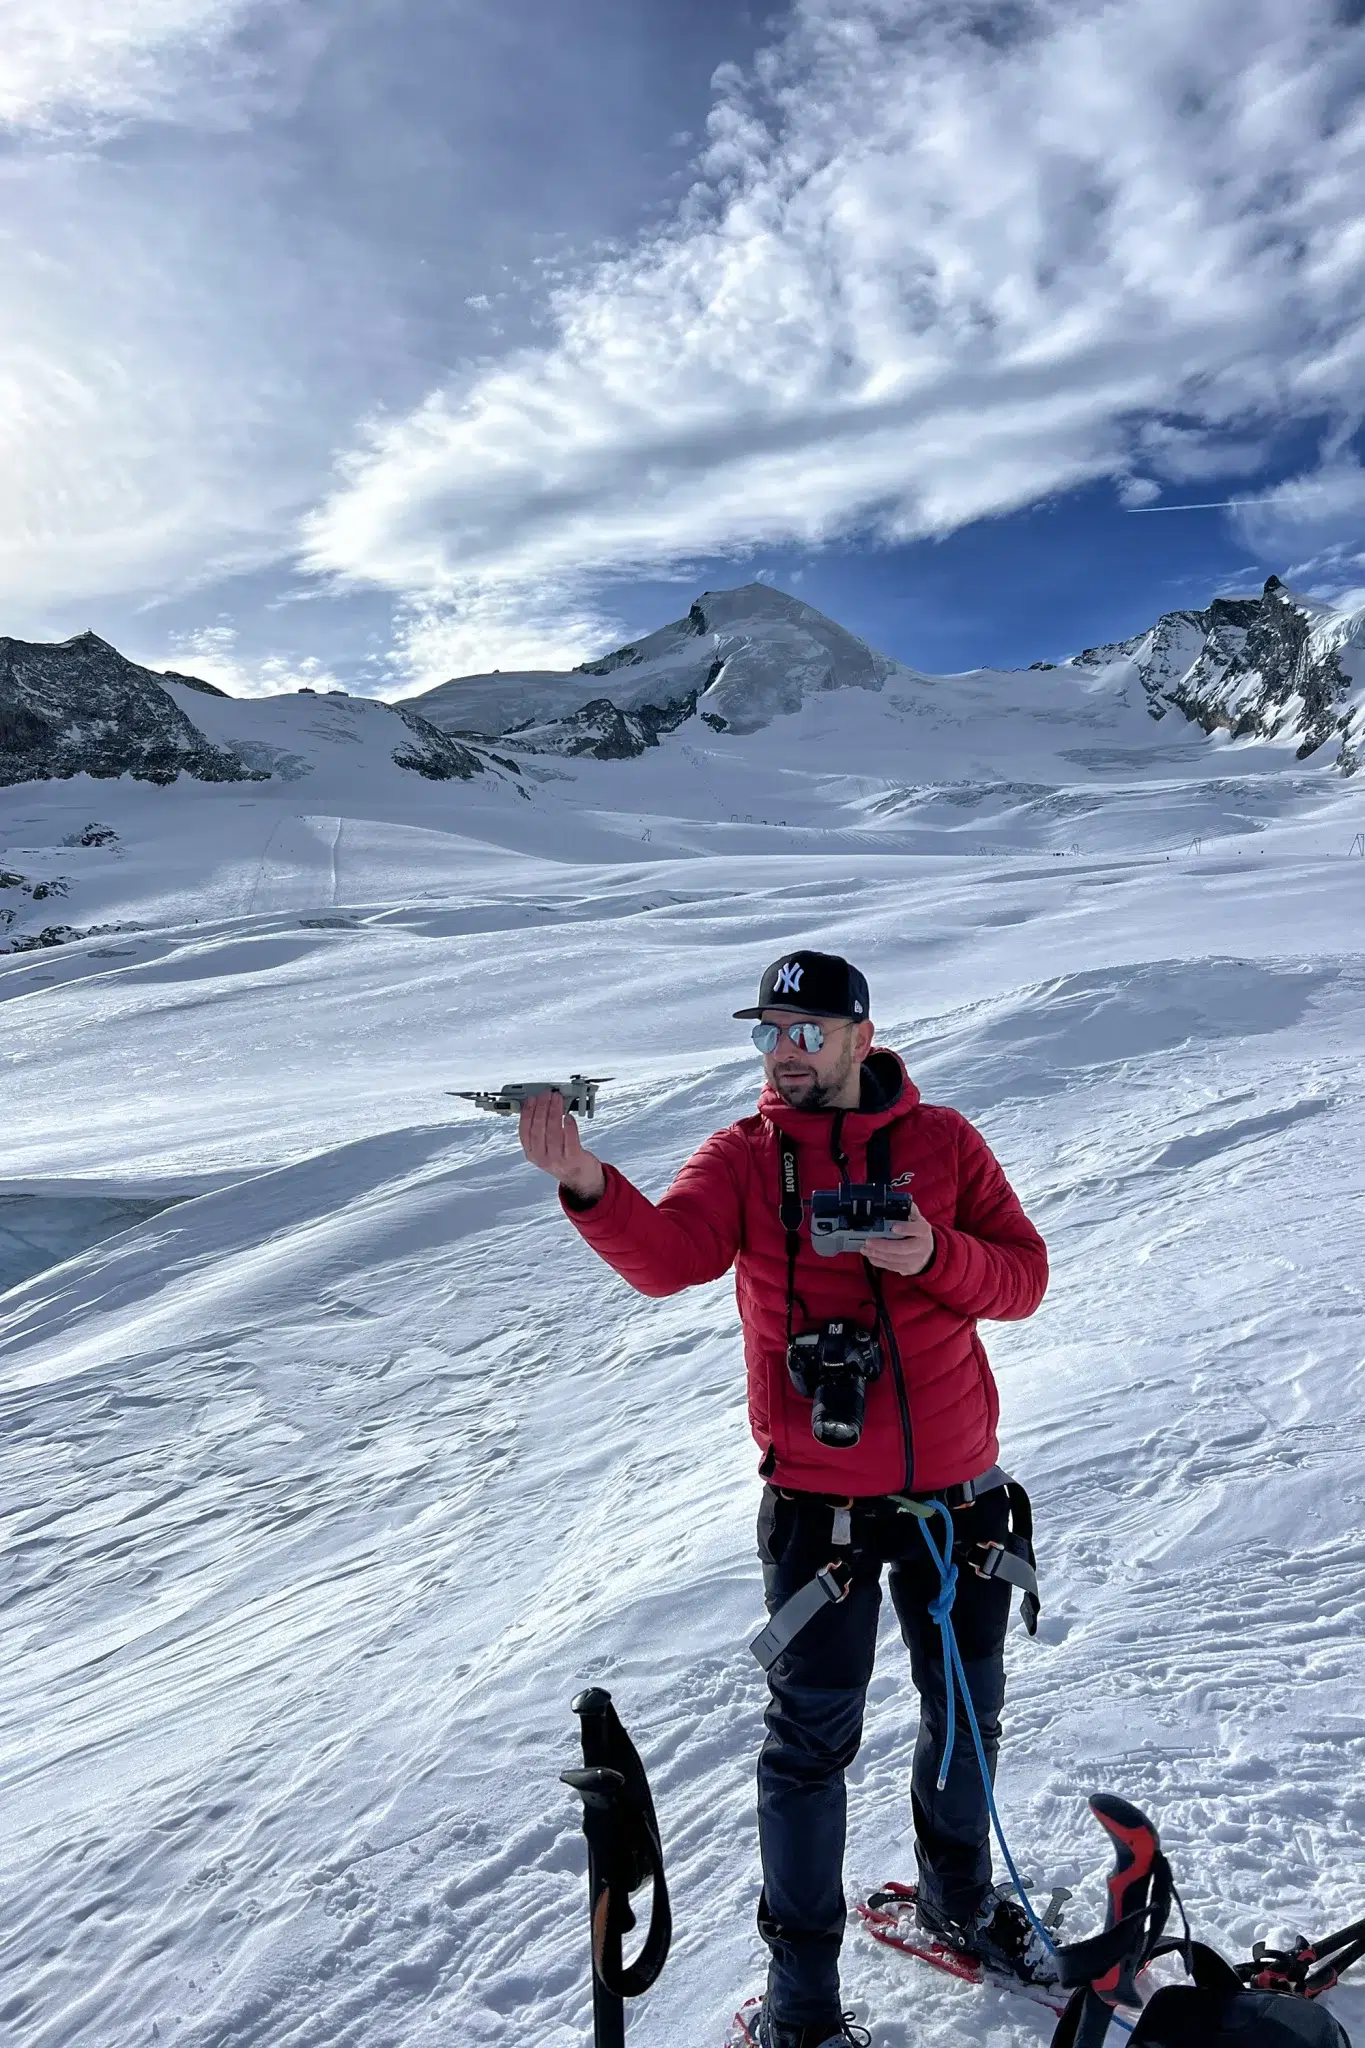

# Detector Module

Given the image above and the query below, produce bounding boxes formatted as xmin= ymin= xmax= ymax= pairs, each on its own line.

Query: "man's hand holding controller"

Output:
xmin=519 ymin=1090 xmax=607 ymax=1204
xmin=860 ymin=1206 xmax=936 ymax=1277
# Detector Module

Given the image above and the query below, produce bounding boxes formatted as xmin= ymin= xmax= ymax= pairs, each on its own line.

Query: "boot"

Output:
xmin=738 ymin=1998 xmax=872 ymax=2048
xmin=916 ymin=1885 xmax=1059 ymax=1986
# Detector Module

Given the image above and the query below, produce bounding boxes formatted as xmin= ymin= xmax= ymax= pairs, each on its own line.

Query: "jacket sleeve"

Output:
xmin=559 ymin=1128 xmax=746 ymax=1298
xmin=912 ymin=1116 xmax=1048 ymax=1322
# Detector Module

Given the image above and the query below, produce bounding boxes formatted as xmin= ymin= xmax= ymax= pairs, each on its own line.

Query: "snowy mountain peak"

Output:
xmin=405 ymin=576 xmax=1362 ymax=772
xmin=1132 ymin=576 xmax=1364 ymax=771
xmin=408 ymin=582 xmax=901 ymax=745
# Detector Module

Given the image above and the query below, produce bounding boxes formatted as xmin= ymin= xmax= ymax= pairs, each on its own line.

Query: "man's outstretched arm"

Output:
xmin=519 ymin=1092 xmax=744 ymax=1296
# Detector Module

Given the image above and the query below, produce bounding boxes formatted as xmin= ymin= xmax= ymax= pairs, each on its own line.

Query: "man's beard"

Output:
xmin=774 ymin=1043 xmax=855 ymax=1109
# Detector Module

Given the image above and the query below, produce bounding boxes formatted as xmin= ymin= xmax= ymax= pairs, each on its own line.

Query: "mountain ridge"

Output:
xmin=404 ymin=575 xmax=1364 ymax=773
xmin=1 ymin=576 xmax=1362 ymax=791
xmin=0 ymin=630 xmax=494 ymax=790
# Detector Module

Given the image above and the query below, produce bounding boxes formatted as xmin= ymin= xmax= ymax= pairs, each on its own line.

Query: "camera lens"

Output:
xmin=811 ymin=1369 xmax=866 ymax=1448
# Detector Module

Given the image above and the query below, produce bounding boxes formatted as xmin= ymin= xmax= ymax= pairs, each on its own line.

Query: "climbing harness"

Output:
xmin=748 ymin=1473 xmax=1040 ymax=1674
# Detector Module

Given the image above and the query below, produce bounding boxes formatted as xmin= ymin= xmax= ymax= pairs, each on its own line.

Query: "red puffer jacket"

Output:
xmin=562 ymin=1049 xmax=1048 ymax=1496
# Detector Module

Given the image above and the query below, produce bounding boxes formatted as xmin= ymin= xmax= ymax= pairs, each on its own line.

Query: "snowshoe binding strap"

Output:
xmin=562 ymin=1687 xmax=672 ymax=2046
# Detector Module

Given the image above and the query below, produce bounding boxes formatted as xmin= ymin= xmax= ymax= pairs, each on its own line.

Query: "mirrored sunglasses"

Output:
xmin=752 ymin=1020 xmax=828 ymax=1054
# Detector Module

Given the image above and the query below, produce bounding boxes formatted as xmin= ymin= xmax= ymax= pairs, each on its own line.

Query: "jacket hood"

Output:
xmin=758 ymin=1046 xmax=920 ymax=1139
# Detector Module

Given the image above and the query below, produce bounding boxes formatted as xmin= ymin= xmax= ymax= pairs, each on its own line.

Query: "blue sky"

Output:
xmin=6 ymin=0 xmax=1365 ymax=696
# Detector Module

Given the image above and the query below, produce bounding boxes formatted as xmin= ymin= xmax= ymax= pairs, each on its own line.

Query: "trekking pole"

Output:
xmin=562 ymin=1687 xmax=672 ymax=2047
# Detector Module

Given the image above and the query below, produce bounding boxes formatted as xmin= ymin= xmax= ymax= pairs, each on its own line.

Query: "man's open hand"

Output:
xmin=861 ymin=1203 xmax=935 ymax=1277
xmin=518 ymin=1090 xmax=607 ymax=1203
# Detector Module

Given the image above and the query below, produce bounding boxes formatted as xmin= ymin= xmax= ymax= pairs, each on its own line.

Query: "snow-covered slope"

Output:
xmin=3 ymin=582 xmax=1365 ymax=2048
xmin=3 ymin=832 xmax=1364 ymax=2048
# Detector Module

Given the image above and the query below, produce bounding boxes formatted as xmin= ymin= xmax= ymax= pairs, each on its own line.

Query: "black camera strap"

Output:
xmin=777 ymin=1129 xmax=803 ymax=1350
xmin=776 ymin=1115 xmax=888 ymax=1338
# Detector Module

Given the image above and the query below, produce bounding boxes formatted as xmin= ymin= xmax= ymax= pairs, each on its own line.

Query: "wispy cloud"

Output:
xmin=152 ymin=623 xmax=346 ymax=700
xmin=390 ymin=581 xmax=630 ymax=692
xmin=1231 ymin=458 xmax=1365 ymax=599
xmin=0 ymin=3 xmax=367 ymax=628
xmin=303 ymin=0 xmax=1365 ymax=672
xmin=0 ymin=0 xmax=276 ymax=132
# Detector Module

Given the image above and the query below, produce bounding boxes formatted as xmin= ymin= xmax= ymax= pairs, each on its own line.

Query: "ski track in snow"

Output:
xmin=2 ymin=738 xmax=1365 ymax=2047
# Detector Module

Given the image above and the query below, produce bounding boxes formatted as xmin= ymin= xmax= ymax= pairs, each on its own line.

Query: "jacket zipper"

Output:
xmin=829 ymin=1113 xmax=916 ymax=1492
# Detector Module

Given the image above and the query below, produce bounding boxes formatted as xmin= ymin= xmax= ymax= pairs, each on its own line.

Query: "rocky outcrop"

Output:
xmin=388 ymin=704 xmax=488 ymax=780
xmin=1076 ymin=579 xmax=1363 ymax=772
xmin=500 ymin=691 xmax=700 ymax=759
xmin=0 ymin=633 xmax=492 ymax=788
xmin=0 ymin=867 xmax=68 ymax=939
xmin=0 ymin=633 xmax=266 ymax=788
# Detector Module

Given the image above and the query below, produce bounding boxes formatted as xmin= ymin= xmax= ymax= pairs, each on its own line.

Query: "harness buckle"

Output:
xmin=816 ymin=1561 xmax=852 ymax=1604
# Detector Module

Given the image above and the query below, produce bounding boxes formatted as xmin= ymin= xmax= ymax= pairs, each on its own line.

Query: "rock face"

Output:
xmin=1074 ymin=578 xmax=1364 ymax=772
xmin=405 ymin=584 xmax=900 ymax=754
xmin=0 ymin=633 xmax=489 ymax=788
xmin=387 ymin=704 xmax=490 ymax=781
xmin=0 ymin=632 xmax=263 ymax=788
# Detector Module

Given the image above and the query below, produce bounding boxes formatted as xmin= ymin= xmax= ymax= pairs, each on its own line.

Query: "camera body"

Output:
xmin=810 ymin=1181 xmax=912 ymax=1256
xmin=787 ymin=1318 xmax=884 ymax=1448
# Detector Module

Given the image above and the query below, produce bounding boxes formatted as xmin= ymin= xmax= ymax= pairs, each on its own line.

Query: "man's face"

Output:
xmin=761 ymin=1009 xmax=869 ymax=1109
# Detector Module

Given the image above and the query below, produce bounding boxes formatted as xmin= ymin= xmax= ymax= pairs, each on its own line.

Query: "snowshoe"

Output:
xmin=857 ymin=1879 xmax=1071 ymax=2017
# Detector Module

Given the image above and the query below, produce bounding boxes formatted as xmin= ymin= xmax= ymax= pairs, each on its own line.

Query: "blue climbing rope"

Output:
xmin=914 ymin=1503 xmax=1136 ymax=2039
xmin=916 ymin=1502 xmax=1059 ymax=1959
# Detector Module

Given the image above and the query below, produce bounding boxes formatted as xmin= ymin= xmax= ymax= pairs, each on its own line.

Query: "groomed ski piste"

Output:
xmin=3 ymin=646 xmax=1365 ymax=2047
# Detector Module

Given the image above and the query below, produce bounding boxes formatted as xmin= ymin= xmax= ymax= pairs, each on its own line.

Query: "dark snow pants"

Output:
xmin=755 ymin=1483 xmax=1014 ymax=2028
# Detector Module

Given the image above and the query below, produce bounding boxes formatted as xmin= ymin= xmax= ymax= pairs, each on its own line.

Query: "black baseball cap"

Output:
xmin=733 ymin=950 xmax=871 ymax=1021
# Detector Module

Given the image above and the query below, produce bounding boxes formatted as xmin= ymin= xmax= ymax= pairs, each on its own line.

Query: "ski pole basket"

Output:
xmin=562 ymin=1686 xmax=672 ymax=2048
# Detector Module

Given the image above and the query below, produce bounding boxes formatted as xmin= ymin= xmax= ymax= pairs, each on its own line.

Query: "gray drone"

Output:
xmin=450 ymin=1073 xmax=610 ymax=1119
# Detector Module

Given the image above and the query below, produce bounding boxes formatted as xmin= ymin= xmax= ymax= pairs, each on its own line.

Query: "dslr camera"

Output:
xmin=810 ymin=1182 xmax=912 ymax=1256
xmin=787 ymin=1319 xmax=884 ymax=1448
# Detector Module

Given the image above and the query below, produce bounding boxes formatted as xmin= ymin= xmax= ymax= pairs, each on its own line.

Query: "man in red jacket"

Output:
xmin=521 ymin=951 xmax=1050 ymax=2048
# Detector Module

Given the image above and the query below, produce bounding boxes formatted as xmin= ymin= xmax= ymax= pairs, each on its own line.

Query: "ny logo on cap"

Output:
xmin=774 ymin=961 xmax=803 ymax=995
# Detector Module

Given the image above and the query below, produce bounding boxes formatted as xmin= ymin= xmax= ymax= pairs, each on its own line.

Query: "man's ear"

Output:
xmin=856 ymin=1017 xmax=875 ymax=1058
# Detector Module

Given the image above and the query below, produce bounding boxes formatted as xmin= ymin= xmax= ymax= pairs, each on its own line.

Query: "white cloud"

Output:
xmin=1231 ymin=458 xmax=1365 ymax=597
xmin=153 ymin=623 xmax=346 ymax=700
xmin=0 ymin=159 xmax=331 ymax=621
xmin=389 ymin=581 xmax=628 ymax=692
xmin=0 ymin=0 xmax=272 ymax=132
xmin=302 ymin=0 xmax=1365 ymax=672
